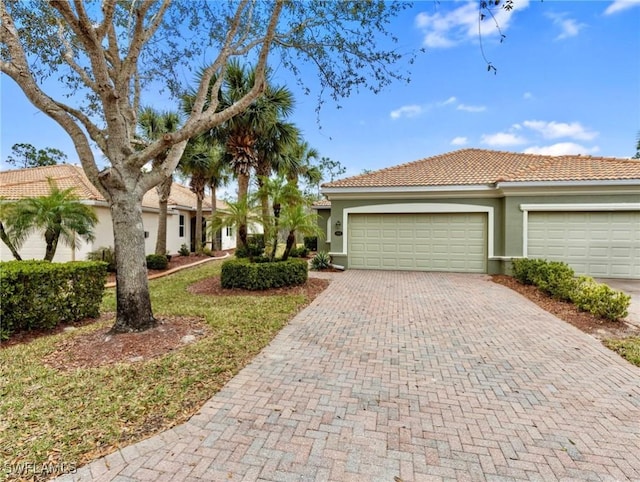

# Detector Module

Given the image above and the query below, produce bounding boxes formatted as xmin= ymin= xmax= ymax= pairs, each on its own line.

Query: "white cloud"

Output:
xmin=523 ymin=92 xmax=533 ymax=100
xmin=524 ymin=143 xmax=600 ymax=156
xmin=604 ymin=0 xmax=640 ymax=15
xmin=451 ymin=136 xmax=468 ymax=146
xmin=523 ymin=120 xmax=598 ymax=141
xmin=546 ymin=12 xmax=586 ymax=40
xmin=415 ymin=0 xmax=530 ymax=48
xmin=457 ymin=104 xmax=486 ymax=113
xmin=390 ymin=104 xmax=424 ymax=120
xmin=440 ymin=96 xmax=457 ymax=106
xmin=481 ymin=132 xmax=527 ymax=147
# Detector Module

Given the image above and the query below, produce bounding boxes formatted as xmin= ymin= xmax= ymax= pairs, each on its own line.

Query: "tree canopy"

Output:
xmin=5 ymin=143 xmax=67 ymax=168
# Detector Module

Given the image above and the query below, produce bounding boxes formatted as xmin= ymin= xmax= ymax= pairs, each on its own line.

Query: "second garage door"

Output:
xmin=528 ymin=211 xmax=640 ymax=279
xmin=348 ymin=213 xmax=487 ymax=272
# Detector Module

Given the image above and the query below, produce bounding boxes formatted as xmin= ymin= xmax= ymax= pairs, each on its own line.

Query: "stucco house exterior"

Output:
xmin=0 ymin=164 xmax=239 ymax=262
xmin=314 ymin=148 xmax=640 ymax=279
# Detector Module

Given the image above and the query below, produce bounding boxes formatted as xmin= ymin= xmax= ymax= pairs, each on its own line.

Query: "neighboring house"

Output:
xmin=314 ymin=148 xmax=640 ymax=279
xmin=0 ymin=164 xmax=237 ymax=262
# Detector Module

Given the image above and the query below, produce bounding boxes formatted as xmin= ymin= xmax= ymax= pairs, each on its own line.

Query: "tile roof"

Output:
xmin=312 ymin=199 xmax=331 ymax=208
xmin=322 ymin=149 xmax=640 ymax=188
xmin=0 ymin=164 xmax=224 ymax=211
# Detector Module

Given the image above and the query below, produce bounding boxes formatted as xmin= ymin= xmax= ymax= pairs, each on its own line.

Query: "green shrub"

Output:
xmin=310 ymin=251 xmax=331 ymax=270
xmin=87 ymin=246 xmax=117 ymax=272
xmin=0 ymin=260 xmax=107 ymax=340
xmin=289 ymin=246 xmax=310 ymax=258
xmin=221 ymin=258 xmax=308 ymax=290
xmin=146 ymin=254 xmax=168 ymax=270
xmin=178 ymin=243 xmax=190 ymax=256
xmin=304 ymin=236 xmax=318 ymax=251
xmin=511 ymin=258 xmax=547 ymax=285
xmin=529 ymin=261 xmax=576 ymax=301
xmin=235 ymin=234 xmax=265 ymax=258
xmin=572 ymin=277 xmax=630 ymax=321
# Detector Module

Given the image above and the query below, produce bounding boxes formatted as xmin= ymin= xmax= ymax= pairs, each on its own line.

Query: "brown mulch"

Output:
xmin=491 ymin=274 xmax=640 ymax=341
xmin=43 ymin=315 xmax=210 ymax=371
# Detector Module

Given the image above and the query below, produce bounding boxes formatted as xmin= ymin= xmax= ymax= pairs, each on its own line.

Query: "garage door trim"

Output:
xmin=520 ymin=203 xmax=640 ymax=257
xmin=331 ymin=203 xmax=495 ymax=259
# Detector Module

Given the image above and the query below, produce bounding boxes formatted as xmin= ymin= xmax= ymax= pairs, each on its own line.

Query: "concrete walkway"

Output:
xmin=59 ymin=271 xmax=640 ymax=481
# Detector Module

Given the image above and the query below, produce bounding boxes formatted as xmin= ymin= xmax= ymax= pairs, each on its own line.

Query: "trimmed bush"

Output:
xmin=304 ymin=236 xmax=318 ymax=251
xmin=221 ymin=258 xmax=308 ymax=290
xmin=572 ymin=276 xmax=630 ymax=321
xmin=511 ymin=258 xmax=631 ymax=321
xmin=87 ymin=246 xmax=117 ymax=272
xmin=0 ymin=260 xmax=107 ymax=340
xmin=310 ymin=251 xmax=331 ymax=270
xmin=235 ymin=234 xmax=265 ymax=259
xmin=146 ymin=254 xmax=168 ymax=270
xmin=289 ymin=246 xmax=310 ymax=258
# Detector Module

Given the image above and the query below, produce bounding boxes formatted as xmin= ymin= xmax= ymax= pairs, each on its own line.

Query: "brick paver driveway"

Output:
xmin=61 ymin=271 xmax=640 ymax=482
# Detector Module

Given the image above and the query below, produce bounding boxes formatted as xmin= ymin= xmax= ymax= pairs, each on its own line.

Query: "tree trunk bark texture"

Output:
xmin=109 ymin=193 xmax=156 ymax=333
xmin=237 ymin=173 xmax=249 ymax=249
xmin=211 ymin=185 xmax=219 ymax=252
xmin=0 ymin=222 xmax=22 ymax=260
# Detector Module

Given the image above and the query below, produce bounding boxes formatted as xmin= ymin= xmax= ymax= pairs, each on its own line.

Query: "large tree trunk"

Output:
xmin=154 ymin=176 xmax=172 ymax=255
xmin=237 ymin=172 xmax=250 ymax=249
xmin=109 ymin=193 xmax=156 ymax=333
xmin=0 ymin=222 xmax=22 ymax=260
xmin=282 ymin=230 xmax=295 ymax=261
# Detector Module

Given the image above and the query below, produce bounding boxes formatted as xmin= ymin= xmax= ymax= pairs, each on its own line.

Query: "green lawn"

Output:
xmin=604 ymin=337 xmax=640 ymax=367
xmin=0 ymin=260 xmax=318 ymax=480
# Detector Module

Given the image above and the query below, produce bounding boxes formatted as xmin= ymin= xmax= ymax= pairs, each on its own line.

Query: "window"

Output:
xmin=179 ymin=215 xmax=185 ymax=237
xmin=226 ymin=226 xmax=233 ymax=237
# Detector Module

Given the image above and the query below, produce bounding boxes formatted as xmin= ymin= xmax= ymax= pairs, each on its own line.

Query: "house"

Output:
xmin=0 ymin=164 xmax=238 ymax=262
xmin=314 ymin=148 xmax=640 ymax=279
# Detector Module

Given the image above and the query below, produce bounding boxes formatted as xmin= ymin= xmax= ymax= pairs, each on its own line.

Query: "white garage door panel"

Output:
xmin=348 ymin=213 xmax=487 ymax=272
xmin=528 ymin=212 xmax=640 ymax=279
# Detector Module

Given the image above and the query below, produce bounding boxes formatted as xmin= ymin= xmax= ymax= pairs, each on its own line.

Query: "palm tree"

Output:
xmin=256 ymin=175 xmax=303 ymax=261
xmin=179 ymin=136 xmax=225 ymax=253
xmin=279 ymin=203 xmax=323 ymax=261
xmin=0 ymin=198 xmax=22 ymax=260
xmin=208 ymin=197 xmax=261 ymax=254
xmin=137 ymin=107 xmax=181 ymax=255
xmin=5 ymin=178 xmax=97 ymax=261
xmin=279 ymin=138 xmax=322 ymax=198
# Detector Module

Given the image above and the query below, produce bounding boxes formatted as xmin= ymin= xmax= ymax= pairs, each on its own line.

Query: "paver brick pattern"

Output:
xmin=59 ymin=271 xmax=640 ymax=481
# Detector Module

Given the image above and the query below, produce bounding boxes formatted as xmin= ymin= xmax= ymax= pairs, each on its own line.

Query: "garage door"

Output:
xmin=528 ymin=211 xmax=640 ymax=279
xmin=348 ymin=213 xmax=487 ymax=272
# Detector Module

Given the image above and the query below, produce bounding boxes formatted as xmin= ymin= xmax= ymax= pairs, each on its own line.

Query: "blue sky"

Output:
xmin=1 ymin=0 xmax=639 ymax=181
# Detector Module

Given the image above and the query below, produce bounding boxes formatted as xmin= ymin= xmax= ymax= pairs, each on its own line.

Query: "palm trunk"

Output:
xmin=237 ymin=172 xmax=250 ymax=249
xmin=109 ymin=193 xmax=156 ymax=333
xmin=154 ymin=176 xmax=172 ymax=255
xmin=0 ymin=222 xmax=22 ymax=260
xmin=210 ymin=184 xmax=219 ymax=252
xmin=195 ymin=196 xmax=204 ymax=253
xmin=44 ymin=227 xmax=59 ymax=261
xmin=282 ymin=230 xmax=295 ymax=261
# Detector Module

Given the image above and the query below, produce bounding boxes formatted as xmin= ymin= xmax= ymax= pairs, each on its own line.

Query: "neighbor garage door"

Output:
xmin=528 ymin=211 xmax=640 ymax=279
xmin=348 ymin=213 xmax=486 ymax=272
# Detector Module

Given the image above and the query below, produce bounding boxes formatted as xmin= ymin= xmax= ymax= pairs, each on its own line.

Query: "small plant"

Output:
xmin=87 ymin=246 xmax=117 ymax=272
xmin=146 ymin=254 xmax=168 ymax=270
xmin=178 ymin=243 xmax=190 ymax=256
xmin=310 ymin=251 xmax=331 ymax=270
xmin=304 ymin=236 xmax=318 ymax=251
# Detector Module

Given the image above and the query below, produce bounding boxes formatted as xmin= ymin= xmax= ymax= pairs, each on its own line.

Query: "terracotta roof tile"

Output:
xmin=322 ymin=149 xmax=640 ymax=188
xmin=312 ymin=199 xmax=331 ymax=207
xmin=0 ymin=164 xmax=222 ymax=211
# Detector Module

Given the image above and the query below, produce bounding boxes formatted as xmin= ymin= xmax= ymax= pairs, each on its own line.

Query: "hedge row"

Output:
xmin=0 ymin=260 xmax=107 ymax=340
xmin=511 ymin=258 xmax=630 ymax=321
xmin=221 ymin=258 xmax=308 ymax=290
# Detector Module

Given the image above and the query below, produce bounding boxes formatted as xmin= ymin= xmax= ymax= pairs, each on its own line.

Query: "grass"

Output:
xmin=604 ymin=337 xmax=640 ymax=367
xmin=0 ymin=260 xmax=314 ymax=480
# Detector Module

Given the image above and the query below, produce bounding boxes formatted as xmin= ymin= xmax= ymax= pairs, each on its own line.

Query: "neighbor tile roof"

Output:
xmin=322 ymin=149 xmax=640 ymax=188
xmin=0 ymin=164 xmax=223 ymax=211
